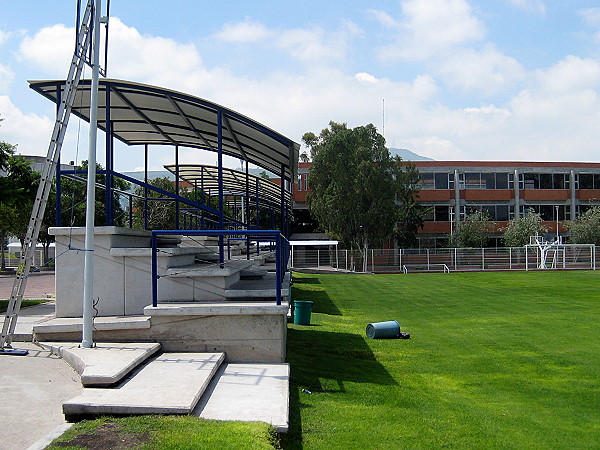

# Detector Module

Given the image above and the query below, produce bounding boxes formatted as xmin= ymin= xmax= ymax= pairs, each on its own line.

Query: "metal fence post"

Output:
xmin=372 ymin=249 xmax=375 ymax=272
xmin=482 ymin=248 xmax=485 ymax=270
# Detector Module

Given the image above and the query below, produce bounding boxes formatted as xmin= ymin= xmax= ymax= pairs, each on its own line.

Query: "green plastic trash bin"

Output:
xmin=293 ymin=301 xmax=313 ymax=325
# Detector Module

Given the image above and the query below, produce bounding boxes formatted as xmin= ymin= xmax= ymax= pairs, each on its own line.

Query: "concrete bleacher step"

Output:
xmin=166 ymin=259 xmax=255 ymax=278
xmin=63 ymin=352 xmax=225 ymax=418
xmin=39 ymin=342 xmax=161 ymax=387
xmin=225 ymin=272 xmax=290 ymax=299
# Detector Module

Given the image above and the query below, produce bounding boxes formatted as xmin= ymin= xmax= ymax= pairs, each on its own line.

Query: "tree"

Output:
xmin=568 ymin=206 xmax=600 ymax=244
xmin=132 ymin=177 xmax=177 ymax=230
xmin=502 ymin=210 xmax=547 ymax=247
xmin=0 ymin=143 xmax=40 ymax=270
xmin=449 ymin=210 xmax=496 ymax=248
xmin=395 ymin=162 xmax=427 ymax=248
xmin=304 ymin=121 xmax=418 ymax=271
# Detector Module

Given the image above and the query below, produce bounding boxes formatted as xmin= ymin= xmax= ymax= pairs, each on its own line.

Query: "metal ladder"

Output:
xmin=0 ymin=1 xmax=96 ymax=353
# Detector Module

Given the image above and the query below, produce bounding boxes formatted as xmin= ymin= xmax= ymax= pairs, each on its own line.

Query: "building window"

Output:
xmin=420 ymin=173 xmax=435 ymax=189
xmin=463 ymin=172 xmax=510 ymax=189
xmin=466 ymin=204 xmax=509 ymax=221
xmin=578 ymin=173 xmax=600 ymax=189
xmin=521 ymin=204 xmax=568 ymax=220
xmin=435 ymin=173 xmax=453 ymax=189
xmin=522 ymin=173 xmax=569 ymax=189
xmin=297 ymin=173 xmax=308 ymax=191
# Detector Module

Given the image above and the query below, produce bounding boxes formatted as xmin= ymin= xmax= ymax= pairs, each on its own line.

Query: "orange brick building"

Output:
xmin=292 ymin=161 xmax=600 ymax=248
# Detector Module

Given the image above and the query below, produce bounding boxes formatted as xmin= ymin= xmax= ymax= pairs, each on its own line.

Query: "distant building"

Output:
xmin=292 ymin=161 xmax=600 ymax=248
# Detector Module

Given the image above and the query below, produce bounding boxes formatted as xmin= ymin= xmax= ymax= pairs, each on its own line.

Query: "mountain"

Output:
xmin=388 ymin=148 xmax=434 ymax=161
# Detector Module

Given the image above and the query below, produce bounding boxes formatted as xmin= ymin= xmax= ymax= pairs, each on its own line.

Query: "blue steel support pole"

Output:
xmin=217 ymin=110 xmax=224 ymax=266
xmin=275 ymin=233 xmax=281 ymax=305
xmin=144 ymin=144 xmax=148 ymax=230
xmin=55 ymin=85 xmax=62 ymax=226
xmin=201 ymin=167 xmax=205 ymax=228
xmin=280 ymin=164 xmax=285 ymax=235
xmin=175 ymin=145 xmax=180 ymax=230
xmin=151 ymin=232 xmax=158 ymax=307
xmin=245 ymin=161 xmax=250 ymax=259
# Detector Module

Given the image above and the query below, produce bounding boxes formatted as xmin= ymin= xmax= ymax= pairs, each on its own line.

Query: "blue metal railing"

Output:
xmin=151 ymin=229 xmax=289 ymax=307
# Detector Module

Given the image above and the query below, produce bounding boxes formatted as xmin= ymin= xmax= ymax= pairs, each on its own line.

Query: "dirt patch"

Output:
xmin=53 ymin=422 xmax=151 ymax=449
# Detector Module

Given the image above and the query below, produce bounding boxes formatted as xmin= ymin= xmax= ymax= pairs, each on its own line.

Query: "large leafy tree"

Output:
xmin=304 ymin=121 xmax=421 ymax=271
xmin=568 ymin=206 xmax=600 ymax=245
xmin=450 ymin=210 xmax=496 ymax=248
xmin=502 ymin=210 xmax=547 ymax=247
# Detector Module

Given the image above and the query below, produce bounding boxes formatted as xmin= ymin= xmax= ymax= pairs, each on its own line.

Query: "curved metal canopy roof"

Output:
xmin=29 ymin=78 xmax=299 ymax=180
xmin=164 ymin=164 xmax=292 ymax=208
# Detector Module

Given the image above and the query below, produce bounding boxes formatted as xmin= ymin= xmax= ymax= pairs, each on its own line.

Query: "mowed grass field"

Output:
xmin=282 ymin=271 xmax=600 ymax=449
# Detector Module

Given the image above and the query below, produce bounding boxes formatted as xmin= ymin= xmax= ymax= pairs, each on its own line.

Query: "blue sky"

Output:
xmin=2 ymin=0 xmax=600 ymax=171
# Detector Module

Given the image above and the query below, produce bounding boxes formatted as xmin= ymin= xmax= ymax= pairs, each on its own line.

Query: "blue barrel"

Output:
xmin=366 ymin=320 xmax=400 ymax=339
xmin=294 ymin=301 xmax=313 ymax=325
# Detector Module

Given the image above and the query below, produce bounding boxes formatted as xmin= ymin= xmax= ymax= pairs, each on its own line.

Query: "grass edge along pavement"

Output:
xmin=282 ymin=270 xmax=600 ymax=449
xmin=46 ymin=415 xmax=279 ymax=449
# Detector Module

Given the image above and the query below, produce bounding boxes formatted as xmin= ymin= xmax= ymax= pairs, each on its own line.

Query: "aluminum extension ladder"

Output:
xmin=0 ymin=1 xmax=96 ymax=354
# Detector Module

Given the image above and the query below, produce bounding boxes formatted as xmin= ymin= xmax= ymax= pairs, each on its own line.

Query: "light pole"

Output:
xmin=555 ymin=205 xmax=560 ymax=240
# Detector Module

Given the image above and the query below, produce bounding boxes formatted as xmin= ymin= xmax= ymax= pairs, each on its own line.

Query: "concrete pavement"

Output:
xmin=0 ymin=342 xmax=82 ymax=450
xmin=0 ymin=271 xmax=55 ymax=300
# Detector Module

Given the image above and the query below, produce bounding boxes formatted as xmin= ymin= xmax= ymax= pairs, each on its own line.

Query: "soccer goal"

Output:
xmin=525 ymin=234 xmax=595 ymax=270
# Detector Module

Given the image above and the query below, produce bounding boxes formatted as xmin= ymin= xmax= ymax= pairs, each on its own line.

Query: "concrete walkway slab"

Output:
xmin=0 ymin=301 xmax=56 ymax=341
xmin=194 ymin=363 xmax=290 ymax=432
xmin=63 ymin=352 xmax=225 ymax=417
xmin=0 ymin=342 xmax=82 ymax=450
xmin=39 ymin=342 xmax=161 ymax=386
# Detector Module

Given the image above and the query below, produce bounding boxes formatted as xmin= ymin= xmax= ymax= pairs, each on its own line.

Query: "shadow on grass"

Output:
xmin=282 ymin=328 xmax=398 ymax=449
xmin=291 ymin=287 xmax=342 ymax=316
xmin=292 ymin=277 xmax=321 ymax=285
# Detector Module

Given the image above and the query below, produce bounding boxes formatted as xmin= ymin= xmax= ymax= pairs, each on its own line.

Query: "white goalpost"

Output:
xmin=525 ymin=234 xmax=595 ymax=270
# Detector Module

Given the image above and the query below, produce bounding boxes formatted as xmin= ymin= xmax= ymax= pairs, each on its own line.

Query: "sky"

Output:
xmin=2 ymin=0 xmax=600 ymax=172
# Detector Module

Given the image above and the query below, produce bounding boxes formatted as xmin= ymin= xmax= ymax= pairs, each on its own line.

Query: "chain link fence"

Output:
xmin=291 ymin=245 xmax=597 ymax=273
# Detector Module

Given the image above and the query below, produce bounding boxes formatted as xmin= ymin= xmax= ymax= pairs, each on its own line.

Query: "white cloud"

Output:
xmin=507 ymin=0 xmax=546 ymax=15
xmin=18 ymin=24 xmax=73 ymax=76
xmin=0 ymin=30 xmax=12 ymax=45
xmin=214 ymin=18 xmax=273 ymax=43
xmin=0 ymin=95 xmax=53 ymax=155
xmin=355 ymin=72 xmax=378 ymax=84
xmin=276 ymin=21 xmax=362 ymax=63
xmin=580 ymin=8 xmax=600 ymax=45
xmin=580 ymin=7 xmax=600 ymax=27
xmin=0 ymin=64 xmax=15 ymax=92
xmin=435 ymin=44 xmax=526 ymax=94
xmin=375 ymin=0 xmax=485 ymax=61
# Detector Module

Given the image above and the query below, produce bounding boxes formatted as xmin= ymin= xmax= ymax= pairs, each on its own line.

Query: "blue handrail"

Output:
xmin=151 ymin=230 xmax=288 ymax=307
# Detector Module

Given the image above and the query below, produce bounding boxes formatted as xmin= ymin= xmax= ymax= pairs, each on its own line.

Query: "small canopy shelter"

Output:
xmin=29 ymin=78 xmax=299 ymax=235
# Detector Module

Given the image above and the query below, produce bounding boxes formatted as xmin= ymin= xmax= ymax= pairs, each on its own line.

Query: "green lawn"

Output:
xmin=49 ymin=270 xmax=600 ymax=449
xmin=282 ymin=270 xmax=600 ymax=449
xmin=0 ymin=299 xmax=48 ymax=312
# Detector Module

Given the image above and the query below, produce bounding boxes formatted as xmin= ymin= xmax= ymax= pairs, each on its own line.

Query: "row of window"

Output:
xmin=420 ymin=172 xmax=600 ymax=190
xmin=425 ymin=204 xmax=571 ymax=222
